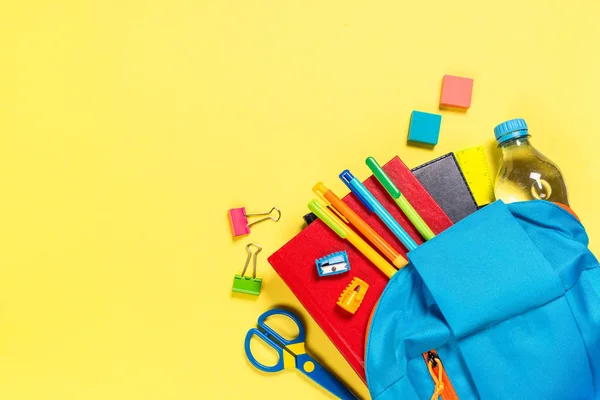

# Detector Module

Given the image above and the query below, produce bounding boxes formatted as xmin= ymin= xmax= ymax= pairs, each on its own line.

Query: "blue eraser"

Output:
xmin=315 ymin=251 xmax=350 ymax=277
xmin=408 ymin=111 xmax=442 ymax=146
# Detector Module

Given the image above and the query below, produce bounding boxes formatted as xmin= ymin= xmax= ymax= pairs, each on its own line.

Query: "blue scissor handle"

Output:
xmin=245 ymin=309 xmax=358 ymax=399
xmin=244 ymin=328 xmax=286 ymax=373
xmin=296 ymin=353 xmax=359 ymax=400
xmin=256 ymin=308 xmax=306 ymax=346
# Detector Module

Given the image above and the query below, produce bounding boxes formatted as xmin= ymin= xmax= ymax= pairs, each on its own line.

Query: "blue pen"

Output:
xmin=340 ymin=170 xmax=418 ymax=251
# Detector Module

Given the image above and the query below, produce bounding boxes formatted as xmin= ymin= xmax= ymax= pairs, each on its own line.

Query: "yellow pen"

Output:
xmin=308 ymin=199 xmax=397 ymax=278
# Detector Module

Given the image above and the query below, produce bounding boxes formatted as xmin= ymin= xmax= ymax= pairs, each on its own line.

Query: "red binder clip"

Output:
xmin=228 ymin=206 xmax=281 ymax=237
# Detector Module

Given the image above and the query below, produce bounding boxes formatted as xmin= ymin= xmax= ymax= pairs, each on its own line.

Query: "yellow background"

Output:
xmin=1 ymin=1 xmax=600 ymax=399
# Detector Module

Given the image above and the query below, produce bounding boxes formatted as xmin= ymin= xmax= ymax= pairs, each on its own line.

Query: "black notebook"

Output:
xmin=411 ymin=153 xmax=478 ymax=223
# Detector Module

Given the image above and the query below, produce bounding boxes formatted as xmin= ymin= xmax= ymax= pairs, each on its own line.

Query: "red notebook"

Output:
xmin=268 ymin=157 xmax=453 ymax=381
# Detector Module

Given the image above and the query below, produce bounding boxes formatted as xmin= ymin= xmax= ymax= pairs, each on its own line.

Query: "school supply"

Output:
xmin=303 ymin=212 xmax=318 ymax=227
xmin=316 ymin=251 xmax=350 ymax=277
xmin=228 ymin=206 xmax=281 ymax=237
xmin=340 ymin=170 xmax=418 ymax=251
xmin=454 ymin=145 xmax=495 ymax=207
xmin=308 ymin=200 xmax=397 ymax=278
xmin=439 ymin=75 xmax=474 ymax=110
xmin=313 ymin=182 xmax=407 ymax=268
xmin=244 ymin=308 xmax=359 ymax=400
xmin=268 ymin=156 xmax=453 ymax=380
xmin=411 ymin=153 xmax=478 ymax=223
xmin=337 ymin=277 xmax=369 ymax=314
xmin=494 ymin=118 xmax=569 ymax=205
xmin=365 ymin=200 xmax=600 ymax=399
xmin=408 ymin=111 xmax=442 ymax=146
xmin=232 ymin=243 xmax=263 ymax=296
xmin=366 ymin=157 xmax=435 ymax=240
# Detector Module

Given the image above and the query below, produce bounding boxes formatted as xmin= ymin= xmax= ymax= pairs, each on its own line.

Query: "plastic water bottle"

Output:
xmin=493 ymin=118 xmax=569 ymax=205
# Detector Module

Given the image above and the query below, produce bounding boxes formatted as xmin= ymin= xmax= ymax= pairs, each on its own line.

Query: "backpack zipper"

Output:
xmin=422 ymin=350 xmax=459 ymax=400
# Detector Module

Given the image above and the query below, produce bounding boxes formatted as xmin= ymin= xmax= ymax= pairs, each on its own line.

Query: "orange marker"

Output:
xmin=313 ymin=182 xmax=407 ymax=269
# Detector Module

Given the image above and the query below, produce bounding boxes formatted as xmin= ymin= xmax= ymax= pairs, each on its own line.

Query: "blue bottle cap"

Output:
xmin=494 ymin=118 xmax=529 ymax=145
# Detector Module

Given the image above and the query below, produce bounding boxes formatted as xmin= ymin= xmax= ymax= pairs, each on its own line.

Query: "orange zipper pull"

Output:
xmin=422 ymin=350 xmax=460 ymax=400
xmin=427 ymin=351 xmax=439 ymax=368
xmin=427 ymin=351 xmax=445 ymax=400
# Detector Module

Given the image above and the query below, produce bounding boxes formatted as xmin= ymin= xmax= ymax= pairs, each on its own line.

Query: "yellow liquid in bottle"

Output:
xmin=494 ymin=138 xmax=569 ymax=205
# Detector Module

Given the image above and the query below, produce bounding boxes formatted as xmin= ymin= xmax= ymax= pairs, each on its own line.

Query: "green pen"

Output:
xmin=366 ymin=156 xmax=436 ymax=241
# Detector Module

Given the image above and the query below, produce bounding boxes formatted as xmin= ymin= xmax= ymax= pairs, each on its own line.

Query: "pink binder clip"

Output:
xmin=228 ymin=206 xmax=281 ymax=237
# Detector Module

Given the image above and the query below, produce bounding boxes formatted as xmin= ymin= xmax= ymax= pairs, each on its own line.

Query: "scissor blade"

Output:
xmin=295 ymin=353 xmax=359 ymax=399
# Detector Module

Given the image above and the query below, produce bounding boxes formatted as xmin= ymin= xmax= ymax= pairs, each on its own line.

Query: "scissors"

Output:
xmin=244 ymin=308 xmax=359 ymax=400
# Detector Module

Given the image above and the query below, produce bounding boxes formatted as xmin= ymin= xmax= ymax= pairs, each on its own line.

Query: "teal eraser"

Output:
xmin=408 ymin=111 xmax=442 ymax=146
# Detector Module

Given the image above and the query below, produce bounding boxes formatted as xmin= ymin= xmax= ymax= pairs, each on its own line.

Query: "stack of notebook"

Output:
xmin=268 ymin=157 xmax=454 ymax=380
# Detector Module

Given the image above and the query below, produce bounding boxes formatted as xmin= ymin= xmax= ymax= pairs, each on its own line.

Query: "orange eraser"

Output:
xmin=440 ymin=75 xmax=474 ymax=110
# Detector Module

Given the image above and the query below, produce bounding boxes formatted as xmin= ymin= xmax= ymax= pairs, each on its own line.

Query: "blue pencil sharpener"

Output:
xmin=315 ymin=251 xmax=350 ymax=277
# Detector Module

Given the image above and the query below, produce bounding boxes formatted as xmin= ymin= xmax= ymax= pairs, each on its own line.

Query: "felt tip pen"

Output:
xmin=313 ymin=182 xmax=408 ymax=269
xmin=366 ymin=157 xmax=436 ymax=240
xmin=308 ymin=199 xmax=397 ymax=278
xmin=340 ymin=170 xmax=418 ymax=251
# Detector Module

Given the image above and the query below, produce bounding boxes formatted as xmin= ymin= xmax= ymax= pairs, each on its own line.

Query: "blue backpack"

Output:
xmin=366 ymin=200 xmax=600 ymax=400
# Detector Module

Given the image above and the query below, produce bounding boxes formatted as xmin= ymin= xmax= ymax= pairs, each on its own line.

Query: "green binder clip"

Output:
xmin=232 ymin=243 xmax=263 ymax=296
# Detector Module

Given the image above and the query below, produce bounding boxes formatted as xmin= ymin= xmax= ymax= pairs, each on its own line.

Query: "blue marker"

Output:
xmin=340 ymin=170 xmax=418 ymax=251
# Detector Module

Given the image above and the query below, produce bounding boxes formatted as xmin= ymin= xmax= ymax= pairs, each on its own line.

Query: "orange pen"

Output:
xmin=313 ymin=182 xmax=408 ymax=269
